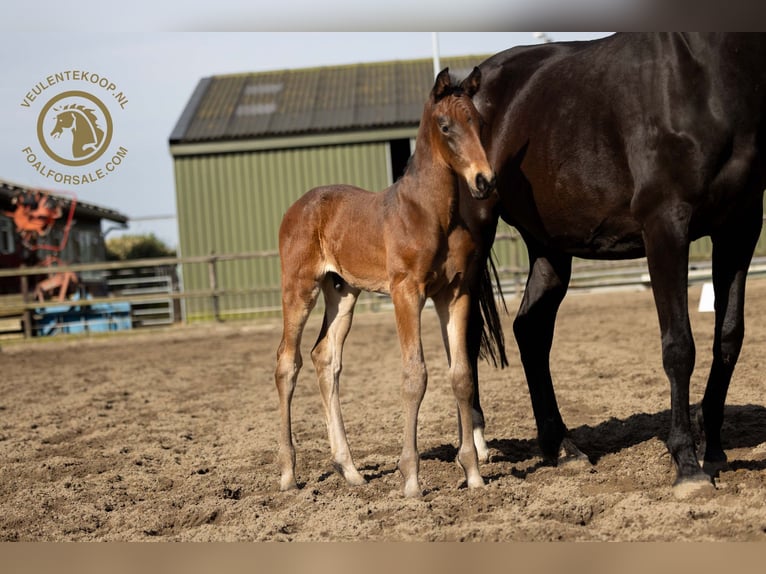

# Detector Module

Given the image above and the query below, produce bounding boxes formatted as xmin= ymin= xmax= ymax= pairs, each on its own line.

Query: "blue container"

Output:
xmin=35 ymin=296 xmax=132 ymax=336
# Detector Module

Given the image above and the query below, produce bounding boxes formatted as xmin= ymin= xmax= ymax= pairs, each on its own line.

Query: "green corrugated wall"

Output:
xmin=173 ymin=141 xmax=392 ymax=321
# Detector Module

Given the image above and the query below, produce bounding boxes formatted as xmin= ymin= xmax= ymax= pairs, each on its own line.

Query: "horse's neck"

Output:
xmin=73 ymin=117 xmax=93 ymax=143
xmin=395 ymin=138 xmax=458 ymax=226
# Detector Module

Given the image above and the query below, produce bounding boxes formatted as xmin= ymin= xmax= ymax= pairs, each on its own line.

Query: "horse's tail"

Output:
xmin=476 ymin=251 xmax=509 ymax=368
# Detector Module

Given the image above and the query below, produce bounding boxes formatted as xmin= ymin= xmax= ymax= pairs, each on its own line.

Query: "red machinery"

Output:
xmin=3 ymin=189 xmax=78 ymax=301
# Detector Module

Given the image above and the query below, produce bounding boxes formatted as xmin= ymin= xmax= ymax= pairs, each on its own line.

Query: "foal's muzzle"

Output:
xmin=473 ymin=172 xmax=496 ymax=200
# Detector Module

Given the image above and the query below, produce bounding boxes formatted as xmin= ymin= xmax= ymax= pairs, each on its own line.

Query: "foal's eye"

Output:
xmin=440 ymin=123 xmax=450 ymax=134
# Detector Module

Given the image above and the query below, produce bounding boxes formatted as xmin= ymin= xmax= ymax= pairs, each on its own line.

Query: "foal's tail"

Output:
xmin=476 ymin=252 xmax=509 ymax=369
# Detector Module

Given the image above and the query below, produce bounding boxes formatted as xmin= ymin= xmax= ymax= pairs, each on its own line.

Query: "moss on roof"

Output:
xmin=169 ymin=55 xmax=489 ymax=144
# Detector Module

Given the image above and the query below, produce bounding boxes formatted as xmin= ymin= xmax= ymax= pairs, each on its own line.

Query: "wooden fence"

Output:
xmin=3 ymin=229 xmax=766 ymax=338
xmin=0 ymin=252 xmax=278 ymax=337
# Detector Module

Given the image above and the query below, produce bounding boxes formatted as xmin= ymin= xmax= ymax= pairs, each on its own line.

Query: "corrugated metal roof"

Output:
xmin=0 ymin=179 xmax=129 ymax=224
xmin=169 ymin=55 xmax=488 ymax=144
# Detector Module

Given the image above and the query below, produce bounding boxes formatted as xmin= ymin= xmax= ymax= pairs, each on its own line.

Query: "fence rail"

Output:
xmin=0 ymin=251 xmax=275 ymax=337
xmin=3 ymin=231 xmax=766 ymax=338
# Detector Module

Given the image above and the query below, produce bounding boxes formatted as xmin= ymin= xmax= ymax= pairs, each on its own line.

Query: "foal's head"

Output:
xmin=426 ymin=67 xmax=495 ymax=200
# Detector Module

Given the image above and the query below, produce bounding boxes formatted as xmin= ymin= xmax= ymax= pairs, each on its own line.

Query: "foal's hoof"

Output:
xmin=343 ymin=470 xmax=368 ymax=487
xmin=279 ymin=476 xmax=299 ymax=492
xmin=455 ymin=456 xmax=485 ymax=489
xmin=402 ymin=480 xmax=424 ymax=499
xmin=672 ymin=475 xmax=715 ymax=500
xmin=466 ymin=475 xmax=485 ymax=489
xmin=331 ymin=462 xmax=367 ymax=487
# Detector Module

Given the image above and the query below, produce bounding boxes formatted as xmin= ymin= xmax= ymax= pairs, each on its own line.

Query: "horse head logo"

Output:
xmin=37 ymin=90 xmax=113 ymax=167
xmin=50 ymin=104 xmax=105 ymax=159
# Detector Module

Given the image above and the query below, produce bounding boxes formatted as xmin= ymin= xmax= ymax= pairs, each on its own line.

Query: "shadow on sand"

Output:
xmin=421 ymin=403 xmax=766 ymax=479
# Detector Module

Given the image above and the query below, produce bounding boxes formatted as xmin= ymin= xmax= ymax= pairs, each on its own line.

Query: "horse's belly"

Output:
xmin=324 ymin=257 xmax=390 ymax=294
xmin=559 ymin=232 xmax=646 ymax=259
xmin=508 ymin=201 xmax=646 ymax=259
xmin=557 ymin=214 xmax=644 ymax=258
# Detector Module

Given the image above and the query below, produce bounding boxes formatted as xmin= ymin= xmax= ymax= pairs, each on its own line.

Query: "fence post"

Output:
xmin=208 ymin=252 xmax=221 ymax=322
xmin=20 ymin=265 xmax=32 ymax=338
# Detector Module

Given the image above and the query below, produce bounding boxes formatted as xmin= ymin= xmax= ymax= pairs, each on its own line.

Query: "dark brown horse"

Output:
xmin=468 ymin=33 xmax=766 ymax=497
xmin=275 ymin=68 xmax=495 ymax=498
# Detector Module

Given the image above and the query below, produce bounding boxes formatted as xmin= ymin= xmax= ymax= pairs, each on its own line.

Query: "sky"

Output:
xmin=4 ymin=1 xmax=637 ymax=31
xmin=0 ymin=25 xmax=611 ymax=250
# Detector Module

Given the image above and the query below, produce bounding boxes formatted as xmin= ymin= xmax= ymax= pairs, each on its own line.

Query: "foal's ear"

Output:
xmin=460 ymin=67 xmax=481 ymax=98
xmin=432 ymin=67 xmax=453 ymax=102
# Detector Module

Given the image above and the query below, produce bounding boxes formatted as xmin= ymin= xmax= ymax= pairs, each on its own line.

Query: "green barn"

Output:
xmin=169 ymin=55 xmax=496 ymax=321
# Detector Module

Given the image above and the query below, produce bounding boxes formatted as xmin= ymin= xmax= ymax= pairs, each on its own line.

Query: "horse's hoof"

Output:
xmin=403 ymin=489 xmax=423 ymax=499
xmin=701 ymin=458 xmax=728 ymax=478
xmin=672 ymin=476 xmax=715 ymax=500
xmin=279 ymin=477 xmax=299 ymax=491
xmin=333 ymin=462 xmax=367 ymax=486
xmin=457 ymin=454 xmax=486 ymax=489
xmin=466 ymin=475 xmax=485 ymax=489
xmin=402 ymin=481 xmax=423 ymax=499
xmin=344 ymin=472 xmax=368 ymax=487
xmin=558 ymin=455 xmax=592 ymax=471
xmin=558 ymin=438 xmax=591 ymax=470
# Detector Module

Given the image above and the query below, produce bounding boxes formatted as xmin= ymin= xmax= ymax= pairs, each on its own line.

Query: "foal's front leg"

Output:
xmin=434 ymin=291 xmax=484 ymax=489
xmin=391 ymin=283 xmax=427 ymax=498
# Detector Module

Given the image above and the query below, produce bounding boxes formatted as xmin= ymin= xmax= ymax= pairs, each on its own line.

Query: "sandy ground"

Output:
xmin=1 ymin=279 xmax=766 ymax=542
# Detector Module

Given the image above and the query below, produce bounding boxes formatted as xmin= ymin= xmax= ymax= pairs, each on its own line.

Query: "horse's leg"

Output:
xmin=391 ymin=283 xmax=427 ymax=498
xmin=311 ymin=274 xmax=366 ymax=486
xmin=434 ymin=291 xmax=484 ymax=489
xmin=463 ymin=301 xmax=489 ymax=462
xmin=641 ymin=207 xmax=711 ymax=495
xmin=462 ymin=259 xmax=500 ymax=463
xmin=698 ymin=199 xmax=763 ymax=474
xmin=513 ymin=245 xmax=586 ymax=464
xmin=275 ymin=273 xmax=320 ymax=491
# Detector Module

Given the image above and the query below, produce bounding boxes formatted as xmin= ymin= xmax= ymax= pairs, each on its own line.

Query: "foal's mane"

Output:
xmin=393 ymin=74 xmax=474 ymax=184
xmin=434 ymin=82 xmax=466 ymax=101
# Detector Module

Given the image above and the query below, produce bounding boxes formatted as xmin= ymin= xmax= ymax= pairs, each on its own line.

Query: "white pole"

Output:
xmin=432 ymin=32 xmax=441 ymax=77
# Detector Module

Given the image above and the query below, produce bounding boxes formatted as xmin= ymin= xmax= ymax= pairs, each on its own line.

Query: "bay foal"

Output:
xmin=275 ymin=68 xmax=495 ymax=498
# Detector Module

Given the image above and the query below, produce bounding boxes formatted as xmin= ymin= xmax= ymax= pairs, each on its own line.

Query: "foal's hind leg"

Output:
xmin=275 ymin=275 xmax=321 ymax=491
xmin=311 ymin=274 xmax=366 ymax=486
xmin=434 ymin=291 xmax=484 ymax=490
xmin=698 ymin=202 xmax=762 ymax=474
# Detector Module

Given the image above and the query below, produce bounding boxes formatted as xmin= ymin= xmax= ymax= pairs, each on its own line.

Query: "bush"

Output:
xmin=106 ymin=234 xmax=176 ymax=261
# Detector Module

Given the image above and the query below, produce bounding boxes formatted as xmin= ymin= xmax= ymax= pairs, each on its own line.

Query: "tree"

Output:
xmin=106 ymin=233 xmax=176 ymax=261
